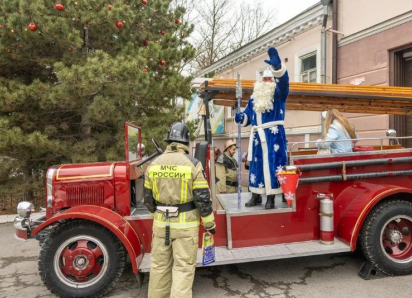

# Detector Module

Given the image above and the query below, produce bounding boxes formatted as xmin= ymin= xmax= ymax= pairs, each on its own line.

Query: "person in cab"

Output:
xmin=216 ymin=140 xmax=238 ymax=194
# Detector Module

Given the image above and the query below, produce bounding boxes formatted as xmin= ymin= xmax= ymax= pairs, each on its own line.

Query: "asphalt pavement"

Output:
xmin=1 ymin=222 xmax=412 ymax=298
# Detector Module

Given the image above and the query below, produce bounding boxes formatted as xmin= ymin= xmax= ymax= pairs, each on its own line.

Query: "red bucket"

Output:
xmin=276 ymin=168 xmax=301 ymax=207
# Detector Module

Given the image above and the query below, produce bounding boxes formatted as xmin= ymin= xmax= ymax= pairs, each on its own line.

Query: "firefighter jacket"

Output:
xmin=216 ymin=152 xmax=238 ymax=193
xmin=144 ymin=142 xmax=215 ymax=238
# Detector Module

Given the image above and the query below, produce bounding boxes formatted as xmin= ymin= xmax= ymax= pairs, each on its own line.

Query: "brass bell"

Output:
xmin=198 ymin=104 xmax=207 ymax=116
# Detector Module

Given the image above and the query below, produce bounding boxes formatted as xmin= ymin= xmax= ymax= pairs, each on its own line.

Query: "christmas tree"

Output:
xmin=0 ymin=0 xmax=194 ymax=198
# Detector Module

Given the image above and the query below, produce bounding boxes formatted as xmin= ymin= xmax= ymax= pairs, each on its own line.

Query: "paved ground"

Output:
xmin=1 ymin=222 xmax=412 ymax=298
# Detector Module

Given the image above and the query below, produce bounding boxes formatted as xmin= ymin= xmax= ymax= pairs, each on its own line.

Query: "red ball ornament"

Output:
xmin=116 ymin=21 xmax=123 ymax=28
xmin=55 ymin=4 xmax=64 ymax=11
xmin=160 ymin=30 xmax=166 ymax=35
xmin=67 ymin=47 xmax=73 ymax=52
xmin=7 ymin=49 xmax=11 ymax=53
xmin=141 ymin=0 xmax=147 ymax=4
xmin=28 ymin=23 xmax=38 ymax=31
xmin=175 ymin=19 xmax=180 ymax=24
xmin=159 ymin=60 xmax=166 ymax=66
xmin=142 ymin=68 xmax=147 ymax=72
xmin=143 ymin=40 xmax=149 ymax=46
xmin=125 ymin=1 xmax=130 ymax=4
xmin=108 ymin=4 xmax=113 ymax=10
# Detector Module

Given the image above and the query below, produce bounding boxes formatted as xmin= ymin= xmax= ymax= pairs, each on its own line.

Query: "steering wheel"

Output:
xmin=152 ymin=138 xmax=163 ymax=154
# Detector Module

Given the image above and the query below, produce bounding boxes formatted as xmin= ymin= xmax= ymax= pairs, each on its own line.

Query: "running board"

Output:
xmin=138 ymin=238 xmax=350 ymax=272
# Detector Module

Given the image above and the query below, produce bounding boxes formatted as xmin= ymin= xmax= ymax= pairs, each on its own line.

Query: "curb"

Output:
xmin=0 ymin=213 xmax=41 ymax=224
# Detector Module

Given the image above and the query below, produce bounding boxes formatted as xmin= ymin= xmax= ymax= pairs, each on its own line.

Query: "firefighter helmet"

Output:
xmin=164 ymin=122 xmax=190 ymax=144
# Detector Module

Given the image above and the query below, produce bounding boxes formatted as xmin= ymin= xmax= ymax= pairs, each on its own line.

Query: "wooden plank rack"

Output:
xmin=199 ymin=79 xmax=412 ymax=115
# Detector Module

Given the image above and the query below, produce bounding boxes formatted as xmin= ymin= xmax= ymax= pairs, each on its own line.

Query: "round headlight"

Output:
xmin=17 ymin=201 xmax=35 ymax=218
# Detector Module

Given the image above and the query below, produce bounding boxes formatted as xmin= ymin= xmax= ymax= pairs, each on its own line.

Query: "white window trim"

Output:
xmin=294 ymin=44 xmax=321 ymax=83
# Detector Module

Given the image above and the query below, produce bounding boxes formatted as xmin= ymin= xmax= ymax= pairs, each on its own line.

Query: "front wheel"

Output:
xmin=360 ymin=199 xmax=412 ymax=275
xmin=39 ymin=220 xmax=126 ymax=298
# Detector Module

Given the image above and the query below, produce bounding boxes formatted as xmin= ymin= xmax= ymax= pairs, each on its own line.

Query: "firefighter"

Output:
xmin=216 ymin=140 xmax=238 ymax=193
xmin=144 ymin=122 xmax=216 ymax=298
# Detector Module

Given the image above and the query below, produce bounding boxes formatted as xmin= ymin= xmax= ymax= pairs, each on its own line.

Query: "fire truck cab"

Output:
xmin=13 ymin=82 xmax=412 ymax=297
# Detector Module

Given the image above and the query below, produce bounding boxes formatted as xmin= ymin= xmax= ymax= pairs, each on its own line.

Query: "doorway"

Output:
xmin=390 ymin=45 xmax=412 ymax=147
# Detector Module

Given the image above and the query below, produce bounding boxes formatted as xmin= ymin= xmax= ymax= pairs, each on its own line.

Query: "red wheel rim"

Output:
xmin=381 ymin=216 xmax=412 ymax=263
xmin=53 ymin=236 xmax=109 ymax=288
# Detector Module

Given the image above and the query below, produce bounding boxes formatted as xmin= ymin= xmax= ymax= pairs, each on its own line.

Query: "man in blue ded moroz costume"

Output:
xmin=235 ymin=47 xmax=289 ymax=209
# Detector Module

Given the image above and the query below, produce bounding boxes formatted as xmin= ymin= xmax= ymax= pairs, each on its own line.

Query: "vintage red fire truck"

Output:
xmin=13 ymin=82 xmax=412 ymax=297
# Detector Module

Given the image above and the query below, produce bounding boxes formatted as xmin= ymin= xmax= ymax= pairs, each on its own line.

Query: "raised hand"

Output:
xmin=264 ymin=47 xmax=282 ymax=70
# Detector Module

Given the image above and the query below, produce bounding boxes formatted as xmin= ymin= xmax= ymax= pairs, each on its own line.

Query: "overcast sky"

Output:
xmin=261 ymin=0 xmax=320 ymax=26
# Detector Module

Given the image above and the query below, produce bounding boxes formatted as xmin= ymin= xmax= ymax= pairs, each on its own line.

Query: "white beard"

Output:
xmin=252 ymin=81 xmax=275 ymax=113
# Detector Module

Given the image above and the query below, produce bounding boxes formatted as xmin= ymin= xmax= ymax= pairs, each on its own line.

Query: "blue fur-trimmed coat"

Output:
xmin=240 ymin=64 xmax=289 ymax=195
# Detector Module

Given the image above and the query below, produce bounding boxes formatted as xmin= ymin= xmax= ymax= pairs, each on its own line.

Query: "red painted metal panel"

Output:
xmin=128 ymin=218 xmax=153 ymax=253
xmin=55 ymin=163 xmax=115 ymax=180
xmin=336 ymin=185 xmax=412 ymax=250
xmin=32 ymin=205 xmax=142 ymax=274
xmin=292 ymin=150 xmax=412 ymax=251
xmin=127 ymin=212 xmax=227 ymax=253
xmin=53 ymin=181 xmax=115 ymax=213
xmin=113 ymin=163 xmax=130 ymax=216
xmin=16 ymin=229 xmax=28 ymax=240
xmin=231 ymin=210 xmax=317 ymax=248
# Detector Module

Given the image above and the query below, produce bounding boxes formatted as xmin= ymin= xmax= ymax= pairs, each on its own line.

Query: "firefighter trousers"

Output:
xmin=148 ymin=232 xmax=199 ymax=298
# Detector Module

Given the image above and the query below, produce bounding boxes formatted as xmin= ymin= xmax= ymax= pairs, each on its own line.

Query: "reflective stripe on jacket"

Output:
xmin=144 ymin=142 xmax=215 ymax=234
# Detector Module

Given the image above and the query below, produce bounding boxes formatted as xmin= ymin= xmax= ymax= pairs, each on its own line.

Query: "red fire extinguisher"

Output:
xmin=317 ymin=193 xmax=334 ymax=245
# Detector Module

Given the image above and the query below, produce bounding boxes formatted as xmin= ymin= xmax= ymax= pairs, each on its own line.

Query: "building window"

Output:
xmin=300 ymin=53 xmax=317 ymax=83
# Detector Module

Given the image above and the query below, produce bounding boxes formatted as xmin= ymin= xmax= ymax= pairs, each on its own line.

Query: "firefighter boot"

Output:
xmin=245 ymin=193 xmax=262 ymax=207
xmin=265 ymin=195 xmax=275 ymax=209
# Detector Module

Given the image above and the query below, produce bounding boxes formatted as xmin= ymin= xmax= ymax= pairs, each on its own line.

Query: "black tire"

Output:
xmin=360 ymin=199 xmax=412 ymax=276
xmin=39 ymin=220 xmax=126 ymax=298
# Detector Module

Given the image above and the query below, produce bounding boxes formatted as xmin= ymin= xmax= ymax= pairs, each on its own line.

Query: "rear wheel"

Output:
xmin=360 ymin=199 xmax=412 ymax=275
xmin=39 ymin=220 xmax=126 ymax=298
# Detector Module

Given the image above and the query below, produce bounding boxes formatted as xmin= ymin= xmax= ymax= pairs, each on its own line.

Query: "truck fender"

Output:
xmin=32 ymin=205 xmax=142 ymax=274
xmin=335 ymin=182 xmax=412 ymax=251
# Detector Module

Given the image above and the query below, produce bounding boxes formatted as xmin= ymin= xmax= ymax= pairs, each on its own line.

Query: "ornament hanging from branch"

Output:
xmin=160 ymin=30 xmax=166 ymax=35
xmin=175 ymin=19 xmax=180 ymax=24
xmin=143 ymin=40 xmax=149 ymax=46
xmin=28 ymin=23 xmax=38 ymax=31
xmin=108 ymin=4 xmax=113 ymax=10
xmin=116 ymin=21 xmax=124 ymax=28
xmin=55 ymin=4 xmax=64 ymax=11
xmin=142 ymin=67 xmax=147 ymax=72
xmin=159 ymin=60 xmax=166 ymax=66
xmin=141 ymin=0 xmax=147 ymax=4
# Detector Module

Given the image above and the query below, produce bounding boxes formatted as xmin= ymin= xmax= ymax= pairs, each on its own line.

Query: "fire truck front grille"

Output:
xmin=66 ymin=185 xmax=105 ymax=206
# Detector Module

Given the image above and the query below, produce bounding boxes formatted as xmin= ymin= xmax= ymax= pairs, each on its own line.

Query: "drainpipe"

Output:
xmin=332 ymin=0 xmax=338 ymax=84
xmin=321 ymin=0 xmax=331 ymax=84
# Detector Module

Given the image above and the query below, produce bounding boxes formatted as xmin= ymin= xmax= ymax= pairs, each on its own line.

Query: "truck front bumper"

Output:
xmin=14 ymin=215 xmax=46 ymax=241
